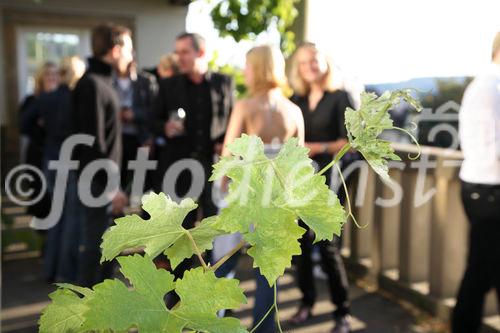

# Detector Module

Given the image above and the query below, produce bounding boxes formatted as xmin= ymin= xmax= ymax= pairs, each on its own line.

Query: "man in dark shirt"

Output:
xmin=153 ymin=32 xmax=233 ymax=278
xmin=154 ymin=32 xmax=233 ymax=209
xmin=73 ymin=23 xmax=133 ymax=287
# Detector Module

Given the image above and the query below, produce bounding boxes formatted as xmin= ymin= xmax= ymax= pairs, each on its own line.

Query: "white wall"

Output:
xmin=0 ymin=0 xmax=188 ymax=68
xmin=135 ymin=6 xmax=187 ymax=67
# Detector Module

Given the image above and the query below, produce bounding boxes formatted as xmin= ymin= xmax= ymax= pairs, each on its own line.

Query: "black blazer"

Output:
xmin=153 ymin=71 xmax=234 ymax=162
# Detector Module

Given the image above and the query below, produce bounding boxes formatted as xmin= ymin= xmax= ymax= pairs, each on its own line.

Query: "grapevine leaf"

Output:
xmin=41 ymin=255 xmax=248 ymax=333
xmin=39 ymin=287 xmax=90 ymax=333
xmin=345 ymin=90 xmax=422 ymax=181
xmin=164 ymin=216 xmax=226 ymax=269
xmin=169 ymin=267 xmax=248 ymax=333
xmin=274 ymin=138 xmax=346 ymax=240
xmin=81 ymin=254 xmax=175 ymax=333
xmin=211 ymin=134 xmax=346 ymax=285
xmin=100 ymin=192 xmax=197 ymax=262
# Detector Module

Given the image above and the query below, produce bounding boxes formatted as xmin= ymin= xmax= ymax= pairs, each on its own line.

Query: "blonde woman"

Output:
xmin=20 ymin=62 xmax=60 ymax=219
xmin=220 ymin=45 xmax=304 ymax=333
xmin=157 ymin=53 xmax=179 ymax=79
xmin=289 ymin=42 xmax=352 ymax=333
xmin=222 ymin=45 xmax=304 ymax=153
xmin=34 ymin=56 xmax=85 ymax=283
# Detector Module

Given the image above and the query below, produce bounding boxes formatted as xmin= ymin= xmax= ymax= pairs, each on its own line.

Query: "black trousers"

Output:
xmin=452 ymin=181 xmax=500 ymax=333
xmin=295 ymin=224 xmax=350 ymax=317
xmin=121 ymin=133 xmax=141 ymax=190
xmin=77 ymin=195 xmax=114 ymax=287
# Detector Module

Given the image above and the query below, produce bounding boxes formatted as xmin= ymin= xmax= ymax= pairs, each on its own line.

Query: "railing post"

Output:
xmin=373 ymin=164 xmax=403 ymax=275
xmin=350 ymin=165 xmax=375 ymax=263
xmin=398 ymin=156 xmax=433 ymax=285
xmin=429 ymin=156 xmax=468 ymax=299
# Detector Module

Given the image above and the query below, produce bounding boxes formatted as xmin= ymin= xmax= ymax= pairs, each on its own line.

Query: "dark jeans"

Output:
xmin=295 ymin=225 xmax=350 ymax=318
xmin=252 ymin=270 xmax=276 ymax=333
xmin=77 ymin=183 xmax=114 ymax=287
xmin=452 ymin=181 xmax=500 ymax=333
xmin=42 ymin=170 xmax=83 ymax=282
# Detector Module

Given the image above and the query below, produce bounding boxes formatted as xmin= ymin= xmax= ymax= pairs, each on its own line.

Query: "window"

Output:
xmin=16 ymin=28 xmax=91 ymax=101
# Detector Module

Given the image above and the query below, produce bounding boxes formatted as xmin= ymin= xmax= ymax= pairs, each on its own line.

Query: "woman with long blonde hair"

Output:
xmin=220 ymin=44 xmax=304 ymax=333
xmin=288 ymin=42 xmax=352 ymax=333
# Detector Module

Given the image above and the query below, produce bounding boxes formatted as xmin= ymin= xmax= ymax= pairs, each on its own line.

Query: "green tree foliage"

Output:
xmin=209 ymin=0 xmax=300 ymax=56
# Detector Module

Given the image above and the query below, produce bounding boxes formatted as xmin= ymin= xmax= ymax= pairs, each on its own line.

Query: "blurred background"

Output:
xmin=1 ymin=1 xmax=499 ymax=332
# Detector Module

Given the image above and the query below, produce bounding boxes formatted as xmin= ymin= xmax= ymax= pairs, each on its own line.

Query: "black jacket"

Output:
xmin=73 ymin=57 xmax=122 ymax=188
xmin=119 ymin=71 xmax=158 ymax=143
xmin=153 ymin=72 xmax=234 ymax=163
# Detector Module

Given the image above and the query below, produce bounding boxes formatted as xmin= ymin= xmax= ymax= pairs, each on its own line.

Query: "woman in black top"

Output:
xmin=289 ymin=42 xmax=352 ymax=333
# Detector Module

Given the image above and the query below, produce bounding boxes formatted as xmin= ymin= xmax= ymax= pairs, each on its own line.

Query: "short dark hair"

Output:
xmin=176 ymin=32 xmax=205 ymax=52
xmin=91 ymin=23 xmax=131 ymax=58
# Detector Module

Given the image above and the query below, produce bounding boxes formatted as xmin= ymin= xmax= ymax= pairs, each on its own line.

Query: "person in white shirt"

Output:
xmin=452 ymin=31 xmax=500 ymax=333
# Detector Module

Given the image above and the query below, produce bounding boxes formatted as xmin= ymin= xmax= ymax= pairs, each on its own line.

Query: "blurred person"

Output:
xmin=34 ymin=56 xmax=85 ymax=282
xmin=153 ymin=32 xmax=233 ymax=282
xmin=20 ymin=61 xmax=60 ymax=218
xmin=158 ymin=53 xmax=180 ymax=79
xmin=113 ymin=61 xmax=157 ymax=190
xmin=452 ymin=31 xmax=500 ymax=333
xmin=220 ymin=45 xmax=304 ymax=333
xmin=72 ymin=23 xmax=133 ymax=287
xmin=288 ymin=42 xmax=352 ymax=333
xmin=146 ymin=53 xmax=180 ymax=81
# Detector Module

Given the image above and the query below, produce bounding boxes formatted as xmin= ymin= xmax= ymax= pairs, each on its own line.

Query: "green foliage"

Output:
xmin=100 ymin=193 xmax=225 ymax=266
xmin=210 ymin=135 xmax=346 ymax=284
xmin=39 ymin=89 xmax=420 ymax=333
xmin=345 ymin=90 xmax=422 ymax=181
xmin=209 ymin=0 xmax=300 ymax=56
xmin=40 ymin=255 xmax=247 ymax=333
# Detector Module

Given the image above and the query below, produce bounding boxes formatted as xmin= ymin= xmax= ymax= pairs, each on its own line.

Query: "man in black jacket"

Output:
xmin=153 ymin=32 xmax=233 ymax=276
xmin=73 ymin=23 xmax=133 ymax=287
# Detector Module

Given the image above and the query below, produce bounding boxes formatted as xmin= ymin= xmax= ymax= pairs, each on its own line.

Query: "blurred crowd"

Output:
xmin=18 ymin=22 xmax=500 ymax=333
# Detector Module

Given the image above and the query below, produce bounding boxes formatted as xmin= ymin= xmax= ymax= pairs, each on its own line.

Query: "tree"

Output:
xmin=209 ymin=0 xmax=300 ymax=56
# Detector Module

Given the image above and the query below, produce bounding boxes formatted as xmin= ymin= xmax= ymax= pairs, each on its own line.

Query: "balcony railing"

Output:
xmin=338 ymin=143 xmax=500 ymax=332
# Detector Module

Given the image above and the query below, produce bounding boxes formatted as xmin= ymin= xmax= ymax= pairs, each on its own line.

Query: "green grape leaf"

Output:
xmin=211 ymin=134 xmax=346 ymax=285
xmin=81 ymin=254 xmax=175 ymax=333
xmin=42 ymin=255 xmax=247 ymax=333
xmin=39 ymin=287 xmax=90 ymax=333
xmin=169 ymin=267 xmax=248 ymax=333
xmin=273 ymin=138 xmax=346 ymax=240
xmin=100 ymin=192 xmax=197 ymax=262
xmin=164 ymin=216 xmax=226 ymax=269
xmin=345 ymin=90 xmax=422 ymax=181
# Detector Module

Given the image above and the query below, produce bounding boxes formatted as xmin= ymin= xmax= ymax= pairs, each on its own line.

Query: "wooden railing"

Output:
xmin=338 ymin=143 xmax=500 ymax=331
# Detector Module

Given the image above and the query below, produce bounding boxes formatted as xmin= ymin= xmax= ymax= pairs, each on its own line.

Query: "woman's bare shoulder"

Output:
xmin=234 ymin=97 xmax=254 ymax=111
xmin=280 ymin=95 xmax=302 ymax=115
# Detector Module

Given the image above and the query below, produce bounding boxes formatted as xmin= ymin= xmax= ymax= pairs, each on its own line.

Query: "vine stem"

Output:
xmin=318 ymin=142 xmax=351 ymax=176
xmin=249 ymin=302 xmax=275 ymax=333
xmin=211 ymin=239 xmax=246 ymax=272
xmin=334 ymin=163 xmax=365 ymax=229
xmin=274 ymin=284 xmax=283 ymax=333
xmin=185 ymin=230 xmax=208 ymax=270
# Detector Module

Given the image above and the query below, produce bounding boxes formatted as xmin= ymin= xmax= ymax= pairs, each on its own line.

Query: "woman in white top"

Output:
xmin=220 ymin=45 xmax=304 ymax=333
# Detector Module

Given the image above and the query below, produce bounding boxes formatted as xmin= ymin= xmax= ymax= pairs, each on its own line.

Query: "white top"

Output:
xmin=459 ymin=63 xmax=500 ymax=184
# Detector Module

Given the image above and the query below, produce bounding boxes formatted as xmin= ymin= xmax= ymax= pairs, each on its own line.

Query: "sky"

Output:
xmin=186 ymin=0 xmax=500 ymax=84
